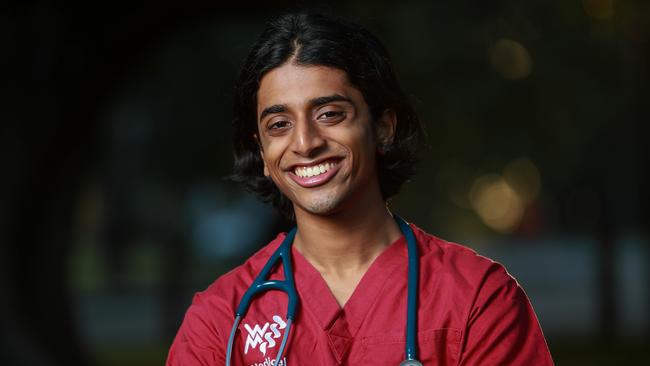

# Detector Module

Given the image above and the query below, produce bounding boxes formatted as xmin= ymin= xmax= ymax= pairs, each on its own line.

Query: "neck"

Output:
xmin=292 ymin=195 xmax=401 ymax=276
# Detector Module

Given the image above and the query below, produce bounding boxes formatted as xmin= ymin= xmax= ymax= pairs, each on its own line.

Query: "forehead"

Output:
xmin=257 ymin=63 xmax=362 ymax=115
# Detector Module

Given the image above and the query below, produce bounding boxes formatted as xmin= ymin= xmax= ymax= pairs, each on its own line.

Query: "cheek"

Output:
xmin=260 ymin=142 xmax=292 ymax=187
xmin=350 ymin=123 xmax=378 ymax=155
xmin=260 ymin=139 xmax=284 ymax=166
xmin=336 ymin=126 xmax=378 ymax=173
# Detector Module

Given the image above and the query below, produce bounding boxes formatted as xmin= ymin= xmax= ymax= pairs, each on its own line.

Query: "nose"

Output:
xmin=290 ymin=119 xmax=326 ymax=157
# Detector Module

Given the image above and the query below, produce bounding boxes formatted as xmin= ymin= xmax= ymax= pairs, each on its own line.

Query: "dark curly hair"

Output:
xmin=231 ymin=11 xmax=424 ymax=219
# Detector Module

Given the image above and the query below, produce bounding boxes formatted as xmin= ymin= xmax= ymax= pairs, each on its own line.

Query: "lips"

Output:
xmin=288 ymin=158 xmax=342 ymax=188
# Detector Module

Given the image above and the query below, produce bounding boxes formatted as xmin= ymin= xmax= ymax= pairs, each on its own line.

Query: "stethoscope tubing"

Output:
xmin=225 ymin=216 xmax=421 ymax=366
xmin=396 ymin=216 xmax=420 ymax=363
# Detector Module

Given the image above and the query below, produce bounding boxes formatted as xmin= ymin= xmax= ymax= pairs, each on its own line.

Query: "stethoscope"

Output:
xmin=226 ymin=215 xmax=423 ymax=366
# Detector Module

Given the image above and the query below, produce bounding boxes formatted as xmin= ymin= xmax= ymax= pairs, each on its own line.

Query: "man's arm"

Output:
xmin=166 ymin=293 xmax=227 ymax=366
xmin=458 ymin=264 xmax=554 ymax=365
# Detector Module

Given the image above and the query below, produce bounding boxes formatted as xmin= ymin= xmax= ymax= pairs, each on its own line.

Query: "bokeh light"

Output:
xmin=490 ymin=39 xmax=532 ymax=80
xmin=464 ymin=158 xmax=541 ymax=234
xmin=469 ymin=173 xmax=525 ymax=233
xmin=503 ymin=157 xmax=541 ymax=205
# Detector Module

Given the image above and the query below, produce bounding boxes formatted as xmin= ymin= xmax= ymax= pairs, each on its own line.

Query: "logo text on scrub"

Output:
xmin=244 ymin=315 xmax=287 ymax=356
xmin=249 ymin=357 xmax=287 ymax=366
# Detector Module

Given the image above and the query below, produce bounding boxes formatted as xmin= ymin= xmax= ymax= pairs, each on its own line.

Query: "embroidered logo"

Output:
xmin=243 ymin=315 xmax=287 ymax=356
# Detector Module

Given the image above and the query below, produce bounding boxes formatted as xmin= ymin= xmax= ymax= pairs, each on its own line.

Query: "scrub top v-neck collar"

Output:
xmin=290 ymin=235 xmax=408 ymax=337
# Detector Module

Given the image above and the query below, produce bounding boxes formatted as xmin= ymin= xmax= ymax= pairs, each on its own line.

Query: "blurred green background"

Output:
xmin=1 ymin=0 xmax=648 ymax=365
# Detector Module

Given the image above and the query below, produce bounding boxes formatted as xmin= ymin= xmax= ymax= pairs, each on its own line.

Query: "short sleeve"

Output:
xmin=457 ymin=264 xmax=554 ymax=366
xmin=166 ymin=292 xmax=227 ymax=366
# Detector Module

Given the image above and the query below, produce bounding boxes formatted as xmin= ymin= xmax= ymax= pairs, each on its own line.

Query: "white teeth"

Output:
xmin=294 ymin=161 xmax=336 ymax=178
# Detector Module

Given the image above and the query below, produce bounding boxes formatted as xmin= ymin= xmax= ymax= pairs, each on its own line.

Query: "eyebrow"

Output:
xmin=258 ymin=94 xmax=353 ymax=123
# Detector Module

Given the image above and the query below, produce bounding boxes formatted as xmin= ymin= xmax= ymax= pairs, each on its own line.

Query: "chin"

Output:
xmin=296 ymin=192 xmax=344 ymax=216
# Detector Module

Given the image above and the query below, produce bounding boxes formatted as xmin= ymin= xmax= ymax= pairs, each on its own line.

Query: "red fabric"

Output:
xmin=167 ymin=224 xmax=554 ymax=365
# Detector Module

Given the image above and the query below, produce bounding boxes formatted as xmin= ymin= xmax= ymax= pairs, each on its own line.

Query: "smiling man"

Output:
xmin=257 ymin=64 xmax=383 ymax=221
xmin=167 ymin=12 xmax=553 ymax=366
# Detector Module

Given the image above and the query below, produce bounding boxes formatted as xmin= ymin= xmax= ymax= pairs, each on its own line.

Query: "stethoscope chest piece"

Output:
xmin=399 ymin=359 xmax=424 ymax=366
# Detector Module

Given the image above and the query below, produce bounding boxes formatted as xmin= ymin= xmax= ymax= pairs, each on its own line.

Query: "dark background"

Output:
xmin=1 ymin=0 xmax=648 ymax=365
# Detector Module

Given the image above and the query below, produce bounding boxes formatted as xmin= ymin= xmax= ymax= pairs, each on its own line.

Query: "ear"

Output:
xmin=376 ymin=109 xmax=397 ymax=153
xmin=254 ymin=134 xmax=271 ymax=177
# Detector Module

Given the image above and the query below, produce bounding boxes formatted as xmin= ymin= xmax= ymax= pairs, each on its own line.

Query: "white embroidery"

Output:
xmin=248 ymin=356 xmax=288 ymax=366
xmin=244 ymin=315 xmax=287 ymax=356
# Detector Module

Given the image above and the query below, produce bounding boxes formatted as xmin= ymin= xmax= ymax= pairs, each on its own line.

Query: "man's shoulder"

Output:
xmin=412 ymin=223 xmax=494 ymax=266
xmin=196 ymin=232 xmax=288 ymax=305
xmin=411 ymin=223 xmax=514 ymax=288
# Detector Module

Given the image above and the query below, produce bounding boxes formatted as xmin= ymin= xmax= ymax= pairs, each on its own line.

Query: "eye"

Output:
xmin=268 ymin=120 xmax=292 ymax=130
xmin=317 ymin=110 xmax=346 ymax=121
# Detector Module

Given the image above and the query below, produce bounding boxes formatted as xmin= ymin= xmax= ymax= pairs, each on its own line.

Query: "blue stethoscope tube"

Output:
xmin=225 ymin=216 xmax=422 ymax=366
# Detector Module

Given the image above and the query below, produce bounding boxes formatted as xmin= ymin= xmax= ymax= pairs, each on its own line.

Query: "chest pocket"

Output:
xmin=361 ymin=328 xmax=461 ymax=366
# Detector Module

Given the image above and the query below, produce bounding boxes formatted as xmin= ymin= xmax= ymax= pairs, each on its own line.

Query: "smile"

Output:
xmin=294 ymin=161 xmax=337 ymax=178
xmin=289 ymin=159 xmax=342 ymax=188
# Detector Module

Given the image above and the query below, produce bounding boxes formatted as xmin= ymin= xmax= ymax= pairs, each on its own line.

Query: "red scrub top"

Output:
xmin=167 ymin=223 xmax=553 ymax=365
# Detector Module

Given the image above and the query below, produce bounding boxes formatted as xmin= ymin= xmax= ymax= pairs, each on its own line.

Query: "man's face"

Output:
xmin=256 ymin=63 xmax=383 ymax=217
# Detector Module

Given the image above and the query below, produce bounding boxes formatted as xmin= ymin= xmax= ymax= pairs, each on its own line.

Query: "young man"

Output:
xmin=167 ymin=12 xmax=553 ymax=366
